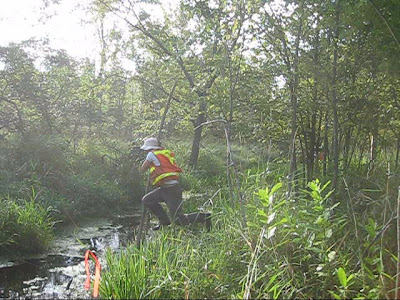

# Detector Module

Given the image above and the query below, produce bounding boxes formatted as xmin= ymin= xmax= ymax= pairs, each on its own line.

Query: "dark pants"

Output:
xmin=142 ymin=183 xmax=188 ymax=225
xmin=142 ymin=183 xmax=212 ymax=230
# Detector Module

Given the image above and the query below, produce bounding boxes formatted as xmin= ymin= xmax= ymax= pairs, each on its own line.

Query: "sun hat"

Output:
xmin=140 ymin=137 xmax=161 ymax=150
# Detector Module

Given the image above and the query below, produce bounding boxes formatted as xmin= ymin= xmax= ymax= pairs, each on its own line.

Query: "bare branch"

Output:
xmin=97 ymin=0 xmax=196 ymax=89
xmin=368 ymin=0 xmax=400 ymax=49
xmin=194 ymin=119 xmax=227 ymax=130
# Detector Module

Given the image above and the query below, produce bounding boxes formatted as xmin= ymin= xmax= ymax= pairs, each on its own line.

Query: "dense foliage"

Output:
xmin=100 ymin=144 xmax=399 ymax=298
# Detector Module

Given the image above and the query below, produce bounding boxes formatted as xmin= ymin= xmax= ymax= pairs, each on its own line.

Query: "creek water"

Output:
xmin=0 ymin=210 xmax=142 ymax=299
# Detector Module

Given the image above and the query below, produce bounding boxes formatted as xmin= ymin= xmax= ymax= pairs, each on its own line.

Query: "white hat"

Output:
xmin=140 ymin=137 xmax=161 ymax=150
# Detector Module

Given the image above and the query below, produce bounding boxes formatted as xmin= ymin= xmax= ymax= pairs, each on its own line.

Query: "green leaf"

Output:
xmin=307 ymin=247 xmax=323 ymax=254
xmin=247 ymin=221 xmax=259 ymax=228
xmin=270 ymin=182 xmax=282 ymax=195
xmin=360 ymin=189 xmax=380 ymax=192
xmin=275 ymin=217 xmax=288 ymax=226
xmin=328 ymin=291 xmax=342 ymax=299
xmin=364 ymin=220 xmax=376 ymax=237
xmin=330 ymin=202 xmax=340 ymax=210
xmin=321 ymin=180 xmax=331 ymax=192
xmin=337 ymin=267 xmax=347 ymax=287
xmin=266 ymin=270 xmax=284 ymax=289
xmin=273 ymin=200 xmax=286 ymax=210
xmin=381 ymin=271 xmax=395 ymax=281
xmin=308 ymin=181 xmax=319 ymax=192
xmin=323 ymin=190 xmax=334 ymax=201
xmin=347 ymin=274 xmax=355 ymax=283
xmin=257 ymin=188 xmax=269 ymax=206
xmin=257 ymin=209 xmax=268 ymax=217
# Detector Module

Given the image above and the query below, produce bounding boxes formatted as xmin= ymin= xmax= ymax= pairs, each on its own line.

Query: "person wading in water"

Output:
xmin=139 ymin=137 xmax=211 ymax=231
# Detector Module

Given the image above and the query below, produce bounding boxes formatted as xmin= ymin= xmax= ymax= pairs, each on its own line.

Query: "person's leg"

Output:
xmin=161 ymin=184 xmax=189 ymax=226
xmin=142 ymin=187 xmax=171 ymax=225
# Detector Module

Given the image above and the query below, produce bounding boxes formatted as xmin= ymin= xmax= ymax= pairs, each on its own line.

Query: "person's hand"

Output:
xmin=140 ymin=160 xmax=151 ymax=173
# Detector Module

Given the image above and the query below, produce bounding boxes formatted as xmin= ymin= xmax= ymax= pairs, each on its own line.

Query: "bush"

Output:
xmin=0 ymin=134 xmax=142 ymax=224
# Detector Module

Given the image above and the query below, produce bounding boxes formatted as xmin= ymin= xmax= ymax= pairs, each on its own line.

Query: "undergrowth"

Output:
xmin=0 ymin=133 xmax=143 ymax=254
xmin=1 ymin=133 xmax=399 ymax=298
xmin=0 ymin=191 xmax=54 ymax=254
xmin=99 ymin=140 xmax=399 ymax=299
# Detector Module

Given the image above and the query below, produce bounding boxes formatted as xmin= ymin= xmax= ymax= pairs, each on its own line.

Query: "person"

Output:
xmin=139 ymin=137 xmax=188 ymax=230
xmin=139 ymin=137 xmax=211 ymax=231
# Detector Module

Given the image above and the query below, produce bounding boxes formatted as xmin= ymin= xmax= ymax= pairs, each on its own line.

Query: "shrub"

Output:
xmin=0 ymin=134 xmax=142 ymax=224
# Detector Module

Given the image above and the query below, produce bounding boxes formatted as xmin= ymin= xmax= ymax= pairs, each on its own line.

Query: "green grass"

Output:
xmin=101 ymin=204 xmax=248 ymax=299
xmin=0 ymin=193 xmax=55 ymax=254
xmin=100 ymin=151 xmax=399 ymax=299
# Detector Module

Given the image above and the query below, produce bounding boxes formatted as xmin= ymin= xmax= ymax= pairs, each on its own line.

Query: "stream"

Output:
xmin=0 ymin=210 xmax=142 ymax=299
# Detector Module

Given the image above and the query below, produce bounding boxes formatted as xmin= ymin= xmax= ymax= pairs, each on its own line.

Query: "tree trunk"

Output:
xmin=288 ymin=1 xmax=303 ymax=195
xmin=368 ymin=116 xmax=379 ymax=173
xmin=396 ymin=136 xmax=400 ymax=169
xmin=315 ymin=113 xmax=323 ymax=176
xmin=343 ymin=126 xmax=352 ymax=171
xmin=1 ymin=98 xmax=25 ymax=135
xmin=323 ymin=112 xmax=329 ymax=177
xmin=288 ymin=81 xmax=298 ymax=195
xmin=189 ymin=98 xmax=207 ymax=168
xmin=331 ymin=0 xmax=340 ymax=192
xmin=299 ymin=136 xmax=307 ymax=184
xmin=307 ymin=112 xmax=317 ymax=182
xmin=346 ymin=123 xmax=361 ymax=170
xmin=307 ymin=24 xmax=321 ymax=182
xmin=358 ymin=137 xmax=368 ymax=169
xmin=97 ymin=13 xmax=107 ymax=79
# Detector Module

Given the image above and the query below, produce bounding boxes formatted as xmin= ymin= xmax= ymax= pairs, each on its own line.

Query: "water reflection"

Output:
xmin=0 ymin=214 xmax=140 ymax=299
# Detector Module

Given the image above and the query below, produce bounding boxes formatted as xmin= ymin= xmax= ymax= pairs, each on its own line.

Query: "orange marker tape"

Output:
xmin=84 ymin=250 xmax=101 ymax=298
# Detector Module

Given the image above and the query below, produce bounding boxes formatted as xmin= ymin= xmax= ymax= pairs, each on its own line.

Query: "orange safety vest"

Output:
xmin=149 ymin=149 xmax=182 ymax=186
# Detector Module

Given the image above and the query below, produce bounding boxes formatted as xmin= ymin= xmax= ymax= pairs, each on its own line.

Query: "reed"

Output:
xmin=0 ymin=191 xmax=54 ymax=253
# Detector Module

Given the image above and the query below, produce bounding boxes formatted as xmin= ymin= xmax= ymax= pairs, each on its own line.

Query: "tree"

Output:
xmin=94 ymin=0 xmax=252 ymax=167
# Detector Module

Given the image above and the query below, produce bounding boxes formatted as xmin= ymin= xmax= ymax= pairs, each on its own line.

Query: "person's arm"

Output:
xmin=140 ymin=159 xmax=152 ymax=173
xmin=140 ymin=151 xmax=159 ymax=173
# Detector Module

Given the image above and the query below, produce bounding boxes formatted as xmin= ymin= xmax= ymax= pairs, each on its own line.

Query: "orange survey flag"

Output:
xmin=84 ymin=250 xmax=101 ymax=298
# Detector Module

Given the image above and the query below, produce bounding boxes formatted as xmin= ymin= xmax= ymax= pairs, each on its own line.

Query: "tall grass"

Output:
xmin=101 ymin=217 xmax=249 ymax=299
xmin=100 ymin=148 xmax=399 ymax=299
xmin=0 ymin=192 xmax=55 ymax=254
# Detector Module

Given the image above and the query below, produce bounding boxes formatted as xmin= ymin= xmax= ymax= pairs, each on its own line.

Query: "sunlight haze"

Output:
xmin=0 ymin=0 xmax=178 ymax=66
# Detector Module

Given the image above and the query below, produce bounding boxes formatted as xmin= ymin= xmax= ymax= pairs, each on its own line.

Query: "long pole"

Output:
xmin=136 ymin=81 xmax=177 ymax=248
